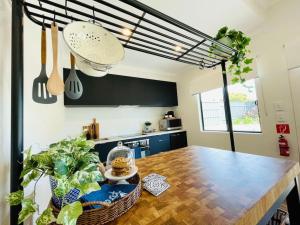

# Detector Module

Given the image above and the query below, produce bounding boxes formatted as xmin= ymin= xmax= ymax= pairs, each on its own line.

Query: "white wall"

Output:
xmin=177 ymin=0 xmax=300 ymax=162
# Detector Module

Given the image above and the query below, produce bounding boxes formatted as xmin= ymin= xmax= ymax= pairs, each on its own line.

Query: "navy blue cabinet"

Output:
xmin=170 ymin=131 xmax=187 ymax=150
xmin=64 ymin=70 xmax=178 ymax=107
xmin=149 ymin=134 xmax=170 ymax=155
xmin=94 ymin=131 xmax=187 ymax=161
xmin=94 ymin=141 xmax=118 ymax=163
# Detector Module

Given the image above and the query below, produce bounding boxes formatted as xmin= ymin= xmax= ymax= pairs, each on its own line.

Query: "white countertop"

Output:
xmin=94 ymin=129 xmax=186 ymax=145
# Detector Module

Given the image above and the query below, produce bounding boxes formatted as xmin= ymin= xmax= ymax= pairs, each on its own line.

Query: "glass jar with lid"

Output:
xmin=105 ymin=142 xmax=137 ymax=180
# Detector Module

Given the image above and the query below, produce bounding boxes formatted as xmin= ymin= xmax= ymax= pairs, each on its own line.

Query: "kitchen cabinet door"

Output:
xmin=94 ymin=141 xmax=118 ymax=163
xmin=170 ymin=131 xmax=187 ymax=150
xmin=149 ymin=134 xmax=170 ymax=155
xmin=64 ymin=70 xmax=178 ymax=107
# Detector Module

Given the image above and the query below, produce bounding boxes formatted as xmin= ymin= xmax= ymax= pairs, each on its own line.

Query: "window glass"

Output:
xmin=228 ymin=79 xmax=261 ymax=132
xmin=199 ymin=79 xmax=261 ymax=133
xmin=200 ymin=88 xmax=227 ymax=131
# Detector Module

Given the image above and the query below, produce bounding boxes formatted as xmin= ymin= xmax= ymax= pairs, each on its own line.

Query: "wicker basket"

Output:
xmin=50 ymin=174 xmax=142 ymax=225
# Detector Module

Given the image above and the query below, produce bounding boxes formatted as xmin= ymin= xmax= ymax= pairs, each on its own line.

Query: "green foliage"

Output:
xmin=213 ymin=26 xmax=253 ymax=83
xmin=233 ymin=116 xmax=259 ymax=125
xmin=229 ymin=93 xmax=249 ymax=102
xmin=6 ymin=190 xmax=24 ymax=206
xmin=36 ymin=208 xmax=56 ymax=225
xmin=7 ymin=135 xmax=103 ymax=225
xmin=57 ymin=201 xmax=83 ymax=225
xmin=18 ymin=198 xmax=37 ymax=224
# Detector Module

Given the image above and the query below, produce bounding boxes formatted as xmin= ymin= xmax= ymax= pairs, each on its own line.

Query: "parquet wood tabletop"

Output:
xmin=107 ymin=146 xmax=300 ymax=225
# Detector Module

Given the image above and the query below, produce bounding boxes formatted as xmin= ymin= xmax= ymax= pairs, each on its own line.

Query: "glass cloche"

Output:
xmin=105 ymin=142 xmax=137 ymax=180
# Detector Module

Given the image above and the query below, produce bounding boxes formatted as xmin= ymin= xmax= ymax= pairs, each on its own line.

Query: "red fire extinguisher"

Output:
xmin=278 ymin=135 xmax=290 ymax=156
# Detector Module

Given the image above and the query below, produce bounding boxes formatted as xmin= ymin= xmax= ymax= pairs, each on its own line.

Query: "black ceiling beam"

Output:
xmin=23 ymin=0 xmax=236 ymax=68
xmin=177 ymin=39 xmax=206 ymax=60
xmin=124 ymin=12 xmax=146 ymax=47
xmin=119 ymin=0 xmax=236 ymax=53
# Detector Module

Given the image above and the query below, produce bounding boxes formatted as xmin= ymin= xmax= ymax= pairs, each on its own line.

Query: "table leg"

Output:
xmin=286 ymin=178 xmax=300 ymax=225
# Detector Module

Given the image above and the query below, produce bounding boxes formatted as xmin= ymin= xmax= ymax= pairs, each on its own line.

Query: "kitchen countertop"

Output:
xmin=108 ymin=146 xmax=300 ymax=225
xmin=94 ymin=129 xmax=186 ymax=144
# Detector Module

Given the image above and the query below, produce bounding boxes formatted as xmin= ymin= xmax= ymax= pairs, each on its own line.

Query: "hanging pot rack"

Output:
xmin=23 ymin=0 xmax=236 ymax=68
xmin=11 ymin=1 xmax=237 ymax=224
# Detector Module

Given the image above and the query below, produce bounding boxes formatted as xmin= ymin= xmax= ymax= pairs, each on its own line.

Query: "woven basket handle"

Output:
xmin=82 ymin=201 xmax=111 ymax=208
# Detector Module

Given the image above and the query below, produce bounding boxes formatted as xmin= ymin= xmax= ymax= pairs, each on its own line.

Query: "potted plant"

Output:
xmin=211 ymin=26 xmax=253 ymax=83
xmin=7 ymin=135 xmax=104 ymax=225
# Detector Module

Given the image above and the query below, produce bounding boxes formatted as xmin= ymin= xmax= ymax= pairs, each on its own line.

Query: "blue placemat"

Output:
xmin=80 ymin=184 xmax=137 ymax=209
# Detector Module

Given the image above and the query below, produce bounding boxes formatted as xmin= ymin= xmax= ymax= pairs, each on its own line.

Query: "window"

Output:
xmin=199 ymin=79 xmax=261 ymax=133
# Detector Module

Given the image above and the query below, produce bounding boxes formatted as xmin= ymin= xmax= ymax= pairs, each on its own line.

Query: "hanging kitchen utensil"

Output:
xmin=62 ymin=21 xmax=124 ymax=77
xmin=32 ymin=24 xmax=57 ymax=104
xmin=64 ymin=53 xmax=83 ymax=99
xmin=76 ymin=59 xmax=110 ymax=77
xmin=47 ymin=22 xmax=64 ymax=95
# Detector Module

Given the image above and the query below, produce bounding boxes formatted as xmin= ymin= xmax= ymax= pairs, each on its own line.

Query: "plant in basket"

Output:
xmin=211 ymin=26 xmax=253 ymax=84
xmin=7 ymin=135 xmax=104 ymax=225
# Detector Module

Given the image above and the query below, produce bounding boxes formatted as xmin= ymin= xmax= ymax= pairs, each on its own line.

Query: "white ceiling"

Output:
xmin=120 ymin=0 xmax=283 ymax=75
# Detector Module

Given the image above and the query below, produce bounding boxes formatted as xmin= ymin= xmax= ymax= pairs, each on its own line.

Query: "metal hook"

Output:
xmin=42 ymin=15 xmax=45 ymax=29
xmin=199 ymin=60 xmax=205 ymax=70
xmin=65 ymin=0 xmax=68 ymax=16
xmin=92 ymin=6 xmax=95 ymax=24
xmin=65 ymin=0 xmax=73 ymax=22
xmin=53 ymin=10 xmax=56 ymax=25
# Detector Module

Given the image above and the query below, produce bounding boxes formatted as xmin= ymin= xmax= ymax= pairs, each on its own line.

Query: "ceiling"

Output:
xmin=120 ymin=0 xmax=282 ymax=76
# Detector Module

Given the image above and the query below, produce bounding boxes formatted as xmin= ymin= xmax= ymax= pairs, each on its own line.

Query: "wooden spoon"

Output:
xmin=47 ymin=22 xmax=64 ymax=95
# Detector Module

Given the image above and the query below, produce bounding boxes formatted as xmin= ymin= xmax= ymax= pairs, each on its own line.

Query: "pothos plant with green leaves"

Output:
xmin=7 ymin=135 xmax=103 ymax=225
xmin=212 ymin=26 xmax=253 ymax=83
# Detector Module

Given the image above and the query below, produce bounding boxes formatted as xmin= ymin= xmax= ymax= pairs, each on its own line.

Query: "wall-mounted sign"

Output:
xmin=276 ymin=124 xmax=290 ymax=134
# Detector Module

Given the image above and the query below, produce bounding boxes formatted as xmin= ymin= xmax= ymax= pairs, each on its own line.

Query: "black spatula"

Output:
xmin=32 ymin=25 xmax=57 ymax=104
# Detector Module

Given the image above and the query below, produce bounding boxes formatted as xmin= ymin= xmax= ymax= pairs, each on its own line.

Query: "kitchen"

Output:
xmin=2 ymin=0 xmax=300 ymax=225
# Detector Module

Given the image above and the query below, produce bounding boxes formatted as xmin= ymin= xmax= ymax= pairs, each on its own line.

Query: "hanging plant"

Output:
xmin=212 ymin=26 xmax=253 ymax=83
xmin=7 ymin=135 xmax=104 ymax=225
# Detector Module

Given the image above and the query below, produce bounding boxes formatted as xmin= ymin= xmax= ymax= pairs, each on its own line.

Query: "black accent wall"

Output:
xmin=63 ymin=69 xmax=178 ymax=107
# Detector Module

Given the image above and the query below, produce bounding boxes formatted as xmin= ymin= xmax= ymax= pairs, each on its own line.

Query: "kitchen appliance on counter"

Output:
xmin=123 ymin=139 xmax=150 ymax=158
xmin=159 ymin=118 xmax=182 ymax=131
xmin=142 ymin=121 xmax=156 ymax=134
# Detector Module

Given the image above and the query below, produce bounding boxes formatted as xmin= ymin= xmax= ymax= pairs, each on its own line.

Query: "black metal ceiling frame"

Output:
xmin=23 ymin=0 xmax=236 ymax=68
xmin=11 ymin=1 xmax=236 ymax=225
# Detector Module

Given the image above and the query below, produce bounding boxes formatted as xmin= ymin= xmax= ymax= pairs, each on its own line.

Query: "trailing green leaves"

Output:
xmin=18 ymin=198 xmax=37 ymax=224
xmin=57 ymin=201 xmax=83 ymax=225
xmin=21 ymin=170 xmax=42 ymax=187
xmin=36 ymin=208 xmax=56 ymax=225
xmin=213 ymin=26 xmax=253 ymax=83
xmin=6 ymin=190 xmax=24 ymax=205
xmin=7 ymin=135 xmax=103 ymax=225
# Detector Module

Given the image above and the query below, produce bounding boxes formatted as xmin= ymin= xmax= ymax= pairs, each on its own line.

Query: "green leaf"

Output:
xmin=78 ymin=182 xmax=100 ymax=196
xmin=231 ymin=77 xmax=239 ymax=84
xmin=6 ymin=190 xmax=24 ymax=206
xmin=36 ymin=208 xmax=56 ymax=225
xmin=18 ymin=198 xmax=37 ymax=224
xmin=21 ymin=170 xmax=42 ymax=187
xmin=242 ymin=66 xmax=253 ymax=73
xmin=244 ymin=58 xmax=253 ymax=65
xmin=54 ymin=159 xmax=69 ymax=176
xmin=54 ymin=177 xmax=72 ymax=198
xmin=216 ymin=26 xmax=228 ymax=40
xmin=57 ymin=201 xmax=83 ymax=225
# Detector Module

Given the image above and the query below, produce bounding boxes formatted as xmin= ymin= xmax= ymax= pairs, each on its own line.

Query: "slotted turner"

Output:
xmin=64 ymin=53 xmax=83 ymax=99
xmin=32 ymin=26 xmax=57 ymax=104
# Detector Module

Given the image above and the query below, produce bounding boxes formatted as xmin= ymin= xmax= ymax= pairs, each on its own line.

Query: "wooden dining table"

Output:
xmin=108 ymin=146 xmax=300 ymax=225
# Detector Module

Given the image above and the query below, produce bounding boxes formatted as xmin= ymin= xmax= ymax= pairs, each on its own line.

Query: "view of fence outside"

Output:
xmin=200 ymin=79 xmax=261 ymax=132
